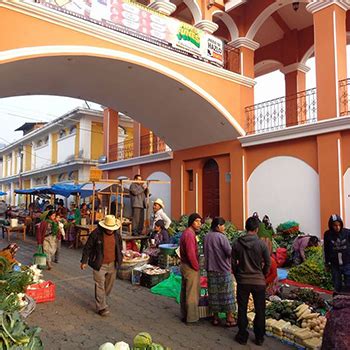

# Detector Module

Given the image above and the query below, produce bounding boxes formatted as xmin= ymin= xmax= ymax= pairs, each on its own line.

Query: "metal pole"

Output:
xmin=108 ymin=185 xmax=112 ymax=214
xmin=91 ymin=182 xmax=95 ymax=230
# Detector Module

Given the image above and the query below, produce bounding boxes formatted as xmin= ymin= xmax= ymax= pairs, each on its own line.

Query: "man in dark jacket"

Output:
xmin=324 ymin=214 xmax=350 ymax=292
xmin=129 ymin=174 xmax=148 ymax=236
xmin=80 ymin=215 xmax=122 ymax=316
xmin=232 ymin=216 xmax=271 ymax=346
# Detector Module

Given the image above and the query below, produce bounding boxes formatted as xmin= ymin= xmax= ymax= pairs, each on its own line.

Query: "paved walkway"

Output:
xmin=0 ymin=237 xmax=293 ymax=350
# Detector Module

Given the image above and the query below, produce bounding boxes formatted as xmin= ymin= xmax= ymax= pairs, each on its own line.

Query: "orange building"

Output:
xmin=1 ymin=0 xmax=350 ymax=236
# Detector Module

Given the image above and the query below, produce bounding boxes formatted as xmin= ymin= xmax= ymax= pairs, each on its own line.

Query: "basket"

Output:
xmin=26 ymin=281 xmax=55 ymax=303
xmin=159 ymin=244 xmax=178 ymax=256
xmin=140 ymin=270 xmax=170 ymax=288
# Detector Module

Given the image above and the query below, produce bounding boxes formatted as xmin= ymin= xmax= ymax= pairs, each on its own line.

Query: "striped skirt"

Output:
xmin=207 ymin=271 xmax=235 ymax=314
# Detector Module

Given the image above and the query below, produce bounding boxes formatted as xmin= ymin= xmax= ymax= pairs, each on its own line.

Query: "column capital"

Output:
xmin=148 ymin=0 xmax=177 ymax=16
xmin=194 ymin=20 xmax=219 ymax=34
xmin=228 ymin=37 xmax=260 ymax=51
xmin=280 ymin=63 xmax=310 ymax=75
xmin=306 ymin=0 xmax=350 ymax=14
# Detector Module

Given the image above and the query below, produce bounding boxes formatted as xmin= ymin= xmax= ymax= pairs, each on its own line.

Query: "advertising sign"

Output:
xmin=37 ymin=0 xmax=224 ymax=67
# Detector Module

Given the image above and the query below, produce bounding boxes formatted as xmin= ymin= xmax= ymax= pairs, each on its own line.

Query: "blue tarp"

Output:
xmin=14 ymin=187 xmax=54 ymax=195
xmin=0 ymin=191 xmax=6 ymax=196
xmin=50 ymin=183 xmax=93 ymax=198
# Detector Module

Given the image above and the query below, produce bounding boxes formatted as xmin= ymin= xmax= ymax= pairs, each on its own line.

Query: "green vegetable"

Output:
xmin=98 ymin=343 xmax=115 ymax=350
xmin=133 ymin=332 xmax=152 ymax=348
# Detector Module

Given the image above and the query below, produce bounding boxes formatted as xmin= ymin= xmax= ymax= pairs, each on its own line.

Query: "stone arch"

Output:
xmin=146 ymin=171 xmax=171 ymax=215
xmin=212 ymin=10 xmax=239 ymax=41
xmin=246 ymin=0 xmax=310 ymax=40
xmin=301 ymin=45 xmax=314 ymax=65
xmin=254 ymin=59 xmax=283 ymax=77
xmin=247 ymin=156 xmax=321 ymax=237
xmin=183 ymin=0 xmax=202 ymax=24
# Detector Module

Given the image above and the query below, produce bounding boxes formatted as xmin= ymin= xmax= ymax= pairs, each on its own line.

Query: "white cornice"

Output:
xmin=98 ymin=151 xmax=173 ymax=171
xmin=147 ymin=1 xmax=177 ymax=16
xmin=228 ymin=37 xmax=260 ymax=51
xmin=280 ymin=63 xmax=311 ymax=75
xmin=0 ymin=1 xmax=254 ymax=88
xmin=306 ymin=1 xmax=350 ymax=13
xmin=239 ymin=116 xmax=350 ymax=147
xmin=194 ymin=20 xmax=219 ymax=34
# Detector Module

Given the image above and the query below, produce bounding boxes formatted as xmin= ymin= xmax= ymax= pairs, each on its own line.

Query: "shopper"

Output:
xmin=292 ymin=235 xmax=319 ymax=265
xmin=37 ymin=210 xmax=59 ymax=270
xmin=204 ymin=217 xmax=236 ymax=327
xmin=129 ymin=174 xmax=148 ymax=236
xmin=180 ymin=213 xmax=202 ymax=324
xmin=321 ymin=289 xmax=350 ymax=350
xmin=232 ymin=216 xmax=271 ymax=346
xmin=150 ymin=198 xmax=171 ymax=229
xmin=324 ymin=214 xmax=350 ymax=292
xmin=80 ymin=215 xmax=122 ymax=316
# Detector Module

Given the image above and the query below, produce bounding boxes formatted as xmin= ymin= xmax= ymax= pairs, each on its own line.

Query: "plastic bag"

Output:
xmin=150 ymin=273 xmax=181 ymax=303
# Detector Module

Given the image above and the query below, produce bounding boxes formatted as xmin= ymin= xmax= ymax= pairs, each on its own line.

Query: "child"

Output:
xmin=54 ymin=214 xmax=66 ymax=263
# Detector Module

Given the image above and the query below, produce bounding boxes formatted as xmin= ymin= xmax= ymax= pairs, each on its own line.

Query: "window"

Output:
xmin=36 ymin=140 xmax=43 ymax=147
xmin=59 ymin=129 xmax=66 ymax=138
xmin=187 ymin=170 xmax=193 ymax=191
xmin=70 ymin=126 xmax=77 ymax=134
xmin=44 ymin=136 xmax=49 ymax=144
xmin=58 ymin=173 xmax=67 ymax=182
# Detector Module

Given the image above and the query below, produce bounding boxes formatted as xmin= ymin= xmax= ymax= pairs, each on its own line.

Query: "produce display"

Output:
xmin=123 ymin=251 xmax=149 ymax=262
xmin=288 ymin=247 xmax=333 ymax=290
xmin=99 ymin=332 xmax=171 ymax=350
xmin=287 ymin=288 xmax=329 ymax=313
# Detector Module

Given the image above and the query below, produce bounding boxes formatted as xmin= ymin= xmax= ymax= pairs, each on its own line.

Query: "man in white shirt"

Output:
xmin=151 ymin=198 xmax=171 ymax=229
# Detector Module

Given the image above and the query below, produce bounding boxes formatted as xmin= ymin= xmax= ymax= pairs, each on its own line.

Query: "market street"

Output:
xmin=0 ymin=237 xmax=293 ymax=350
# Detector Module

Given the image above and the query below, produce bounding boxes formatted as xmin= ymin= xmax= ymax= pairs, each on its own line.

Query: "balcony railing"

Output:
xmin=109 ymin=134 xmax=170 ymax=162
xmin=245 ymin=87 xmax=317 ymax=135
xmin=339 ymin=78 xmax=350 ymax=116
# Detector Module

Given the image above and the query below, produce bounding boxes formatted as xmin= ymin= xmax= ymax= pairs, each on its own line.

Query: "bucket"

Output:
xmin=33 ymin=245 xmax=47 ymax=270
xmin=117 ymin=257 xmax=149 ymax=281
xmin=10 ymin=218 xmax=18 ymax=227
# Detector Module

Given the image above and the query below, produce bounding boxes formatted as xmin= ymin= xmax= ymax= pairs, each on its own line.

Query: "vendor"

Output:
xmin=150 ymin=198 xmax=171 ymax=230
xmin=143 ymin=220 xmax=170 ymax=263
xmin=292 ymin=235 xmax=319 ymax=265
xmin=0 ymin=243 xmax=19 ymax=264
xmin=66 ymin=202 xmax=81 ymax=249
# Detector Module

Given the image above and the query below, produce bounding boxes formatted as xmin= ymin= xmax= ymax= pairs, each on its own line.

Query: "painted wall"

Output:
xmin=57 ymin=134 xmax=76 ymax=163
xmin=0 ymin=162 xmax=3 ymax=179
xmin=146 ymin=171 xmax=171 ymax=218
xmin=344 ymin=167 xmax=350 ymax=229
xmin=24 ymin=144 xmax=32 ymax=171
xmin=34 ymin=144 xmax=50 ymax=169
xmin=91 ymin=122 xmax=103 ymax=160
xmin=248 ymin=156 xmax=321 ymax=237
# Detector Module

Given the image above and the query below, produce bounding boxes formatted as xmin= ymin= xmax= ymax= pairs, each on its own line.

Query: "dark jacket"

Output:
xmin=231 ymin=233 xmax=271 ymax=285
xmin=80 ymin=226 xmax=123 ymax=271
xmin=321 ymin=294 xmax=350 ymax=350
xmin=324 ymin=215 xmax=350 ymax=267
xmin=129 ymin=183 xmax=148 ymax=209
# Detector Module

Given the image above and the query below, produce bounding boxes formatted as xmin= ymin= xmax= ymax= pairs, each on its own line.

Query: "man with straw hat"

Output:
xmin=151 ymin=198 xmax=171 ymax=230
xmin=80 ymin=215 xmax=122 ymax=316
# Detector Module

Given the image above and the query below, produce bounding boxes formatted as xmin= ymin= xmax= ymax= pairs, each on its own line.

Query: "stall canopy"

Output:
xmin=50 ymin=183 xmax=93 ymax=198
xmin=0 ymin=191 xmax=6 ymax=196
xmin=14 ymin=187 xmax=54 ymax=195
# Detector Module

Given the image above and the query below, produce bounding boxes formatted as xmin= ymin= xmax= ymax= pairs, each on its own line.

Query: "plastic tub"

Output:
xmin=159 ymin=244 xmax=178 ymax=255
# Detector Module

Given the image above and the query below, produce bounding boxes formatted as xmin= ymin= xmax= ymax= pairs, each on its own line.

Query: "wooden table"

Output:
xmin=121 ymin=234 xmax=149 ymax=251
xmin=74 ymin=224 xmax=97 ymax=248
xmin=2 ymin=225 xmax=26 ymax=241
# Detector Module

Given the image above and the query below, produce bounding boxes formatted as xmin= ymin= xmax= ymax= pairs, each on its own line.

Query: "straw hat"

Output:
xmin=99 ymin=215 xmax=121 ymax=231
xmin=153 ymin=198 xmax=164 ymax=209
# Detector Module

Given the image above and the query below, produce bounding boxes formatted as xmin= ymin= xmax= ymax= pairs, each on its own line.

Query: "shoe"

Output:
xmin=234 ymin=334 xmax=247 ymax=345
xmin=98 ymin=308 xmax=110 ymax=316
xmin=54 ymin=260 xmax=58 ymax=264
xmin=255 ymin=338 xmax=264 ymax=346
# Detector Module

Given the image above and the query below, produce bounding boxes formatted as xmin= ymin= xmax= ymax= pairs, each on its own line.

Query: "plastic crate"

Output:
xmin=26 ymin=280 xmax=55 ymax=303
xmin=140 ymin=270 xmax=170 ymax=288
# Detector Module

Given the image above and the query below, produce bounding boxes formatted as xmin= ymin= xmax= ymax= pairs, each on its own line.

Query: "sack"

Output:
xmin=150 ymin=273 xmax=181 ymax=303
xmin=33 ymin=245 xmax=47 ymax=269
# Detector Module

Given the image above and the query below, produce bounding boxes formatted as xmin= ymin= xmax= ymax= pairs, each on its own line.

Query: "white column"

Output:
xmin=79 ymin=117 xmax=92 ymax=159
xmin=78 ymin=166 xmax=91 ymax=182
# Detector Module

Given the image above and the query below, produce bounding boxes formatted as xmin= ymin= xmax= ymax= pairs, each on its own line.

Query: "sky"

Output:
xmin=0 ymin=51 xmax=346 ymax=145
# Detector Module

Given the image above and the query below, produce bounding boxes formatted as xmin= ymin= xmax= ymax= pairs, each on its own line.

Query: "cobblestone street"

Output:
xmin=1 ymin=237 xmax=293 ymax=350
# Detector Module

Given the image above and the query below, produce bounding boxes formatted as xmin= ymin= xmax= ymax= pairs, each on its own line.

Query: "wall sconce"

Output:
xmin=292 ymin=2 xmax=300 ymax=11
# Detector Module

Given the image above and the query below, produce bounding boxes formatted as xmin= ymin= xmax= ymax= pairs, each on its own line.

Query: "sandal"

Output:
xmin=225 ymin=320 xmax=237 ymax=327
xmin=212 ymin=318 xmax=220 ymax=326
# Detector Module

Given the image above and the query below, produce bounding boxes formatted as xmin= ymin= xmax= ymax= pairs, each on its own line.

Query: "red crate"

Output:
xmin=26 ymin=280 xmax=55 ymax=303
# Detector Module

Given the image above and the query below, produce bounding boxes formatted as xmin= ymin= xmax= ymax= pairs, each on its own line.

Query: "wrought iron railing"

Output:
xmin=224 ymin=46 xmax=240 ymax=74
xmin=245 ymin=87 xmax=317 ymax=135
xmin=108 ymin=134 xmax=169 ymax=162
xmin=339 ymin=78 xmax=350 ymax=116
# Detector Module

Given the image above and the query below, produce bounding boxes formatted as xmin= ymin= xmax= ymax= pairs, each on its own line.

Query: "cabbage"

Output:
xmin=99 ymin=342 xmax=115 ymax=350
xmin=114 ymin=341 xmax=130 ymax=350
xmin=133 ymin=332 xmax=152 ymax=348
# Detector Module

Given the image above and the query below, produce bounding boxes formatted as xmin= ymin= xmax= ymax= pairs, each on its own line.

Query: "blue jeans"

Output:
xmin=331 ymin=264 xmax=350 ymax=292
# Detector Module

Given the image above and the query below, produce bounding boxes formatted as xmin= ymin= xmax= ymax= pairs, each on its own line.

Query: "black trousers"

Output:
xmin=236 ymin=283 xmax=266 ymax=341
xmin=132 ymin=207 xmax=144 ymax=236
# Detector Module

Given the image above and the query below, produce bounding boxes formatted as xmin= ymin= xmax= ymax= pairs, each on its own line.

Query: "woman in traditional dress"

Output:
xmin=204 ymin=217 xmax=236 ymax=327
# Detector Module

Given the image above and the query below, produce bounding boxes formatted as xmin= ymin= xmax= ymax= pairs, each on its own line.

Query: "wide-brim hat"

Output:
xmin=99 ymin=215 xmax=121 ymax=231
xmin=153 ymin=198 xmax=164 ymax=209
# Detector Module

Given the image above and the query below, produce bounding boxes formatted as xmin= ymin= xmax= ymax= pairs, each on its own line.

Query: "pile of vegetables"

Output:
xmin=287 ymin=288 xmax=329 ymax=313
xmin=99 ymin=332 xmax=171 ymax=350
xmin=0 ymin=310 xmax=43 ymax=349
xmin=265 ymin=300 xmax=301 ymax=324
xmin=276 ymin=221 xmax=300 ymax=235
xmin=288 ymin=247 xmax=333 ymax=290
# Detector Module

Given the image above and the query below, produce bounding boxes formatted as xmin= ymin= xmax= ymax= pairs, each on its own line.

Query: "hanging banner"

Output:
xmin=36 ymin=0 xmax=224 ymax=67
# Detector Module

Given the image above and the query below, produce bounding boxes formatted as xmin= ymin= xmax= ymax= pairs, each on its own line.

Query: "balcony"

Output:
xmin=109 ymin=135 xmax=170 ymax=162
xmin=245 ymin=87 xmax=317 ymax=135
xmin=339 ymin=78 xmax=350 ymax=116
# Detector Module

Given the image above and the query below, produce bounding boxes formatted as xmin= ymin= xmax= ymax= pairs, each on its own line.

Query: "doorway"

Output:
xmin=202 ymin=159 xmax=220 ymax=218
